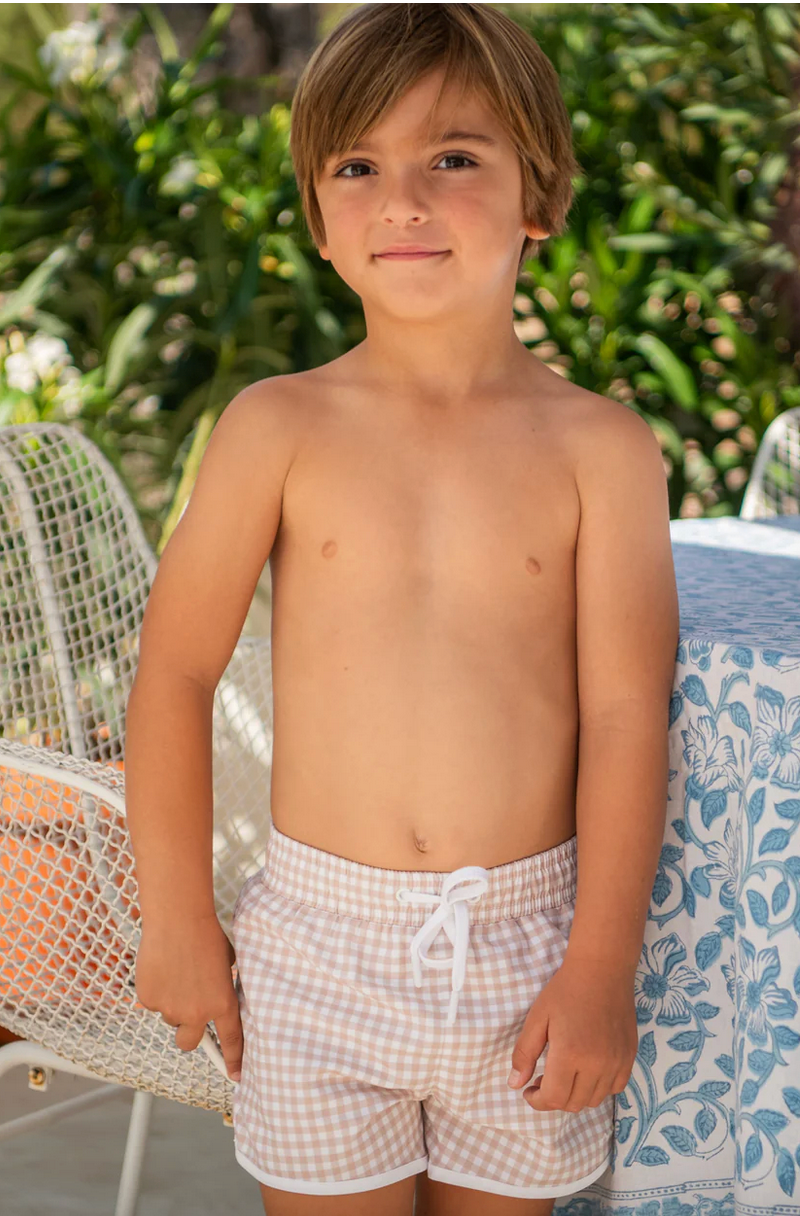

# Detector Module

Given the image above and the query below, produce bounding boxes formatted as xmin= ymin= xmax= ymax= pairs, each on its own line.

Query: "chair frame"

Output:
xmin=0 ymin=422 xmax=272 ymax=1214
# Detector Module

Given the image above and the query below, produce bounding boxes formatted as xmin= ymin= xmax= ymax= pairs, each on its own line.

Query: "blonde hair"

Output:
xmin=289 ymin=3 xmax=583 ymax=273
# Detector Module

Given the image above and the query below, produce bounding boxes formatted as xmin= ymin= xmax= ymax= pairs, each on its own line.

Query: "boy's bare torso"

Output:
xmin=266 ymin=349 xmax=591 ymax=872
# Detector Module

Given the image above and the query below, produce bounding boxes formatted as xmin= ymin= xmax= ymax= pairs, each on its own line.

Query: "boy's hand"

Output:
xmin=507 ymin=956 xmax=638 ymax=1113
xmin=134 ymin=914 xmax=244 ymax=1083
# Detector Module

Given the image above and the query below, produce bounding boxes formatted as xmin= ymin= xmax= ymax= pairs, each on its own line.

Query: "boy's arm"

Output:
xmin=564 ymin=399 xmax=680 ymax=978
xmin=125 ymin=378 xmax=299 ymax=928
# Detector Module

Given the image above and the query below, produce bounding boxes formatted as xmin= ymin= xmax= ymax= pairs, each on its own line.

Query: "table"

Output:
xmin=557 ymin=517 xmax=800 ymax=1216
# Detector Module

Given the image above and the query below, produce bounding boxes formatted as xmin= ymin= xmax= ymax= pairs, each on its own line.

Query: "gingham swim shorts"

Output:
xmin=231 ymin=824 xmax=615 ymax=1199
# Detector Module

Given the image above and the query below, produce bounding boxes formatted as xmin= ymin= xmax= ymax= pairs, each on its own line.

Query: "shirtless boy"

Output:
xmin=126 ymin=5 xmax=680 ymax=1215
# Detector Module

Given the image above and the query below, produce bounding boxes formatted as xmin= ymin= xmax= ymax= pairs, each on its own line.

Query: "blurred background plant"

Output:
xmin=0 ymin=1 xmax=799 ymax=556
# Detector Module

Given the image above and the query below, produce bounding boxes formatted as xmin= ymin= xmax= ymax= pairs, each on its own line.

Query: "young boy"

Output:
xmin=126 ymin=5 xmax=680 ymax=1215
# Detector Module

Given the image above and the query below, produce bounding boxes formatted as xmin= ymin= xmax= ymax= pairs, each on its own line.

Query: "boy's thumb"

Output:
xmin=508 ymin=1019 xmax=549 ymax=1089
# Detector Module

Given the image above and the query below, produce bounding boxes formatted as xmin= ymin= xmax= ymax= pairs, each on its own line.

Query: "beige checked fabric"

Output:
xmin=231 ymin=825 xmax=615 ymax=1199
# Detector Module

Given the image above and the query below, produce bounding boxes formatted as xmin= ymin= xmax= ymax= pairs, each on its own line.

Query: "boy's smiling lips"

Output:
xmin=374 ymin=250 xmax=451 ymax=261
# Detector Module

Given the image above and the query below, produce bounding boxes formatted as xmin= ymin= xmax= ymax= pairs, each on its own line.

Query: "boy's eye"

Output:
xmin=333 ymin=152 xmax=477 ymax=179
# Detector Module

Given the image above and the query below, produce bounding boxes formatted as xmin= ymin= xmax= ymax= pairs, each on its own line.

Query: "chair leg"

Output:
xmin=114 ymin=1089 xmax=155 ymax=1216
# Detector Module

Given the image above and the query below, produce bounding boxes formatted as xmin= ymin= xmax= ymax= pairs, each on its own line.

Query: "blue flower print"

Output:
xmin=734 ymin=938 xmax=797 ymax=1046
xmin=635 ymin=932 xmax=710 ymax=1026
xmin=750 ymin=687 xmax=800 ymax=789
xmin=680 ymin=710 xmax=734 ymax=807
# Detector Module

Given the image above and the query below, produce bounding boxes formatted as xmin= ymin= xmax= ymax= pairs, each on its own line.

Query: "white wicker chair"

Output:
xmin=739 ymin=404 xmax=800 ymax=518
xmin=0 ymin=422 xmax=273 ymax=1215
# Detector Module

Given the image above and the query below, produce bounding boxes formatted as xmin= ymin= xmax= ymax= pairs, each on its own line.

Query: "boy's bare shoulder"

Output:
xmin=553 ymin=380 xmax=665 ymax=497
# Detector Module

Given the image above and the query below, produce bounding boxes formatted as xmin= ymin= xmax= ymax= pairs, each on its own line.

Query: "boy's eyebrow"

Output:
xmin=349 ymin=129 xmax=499 ymax=153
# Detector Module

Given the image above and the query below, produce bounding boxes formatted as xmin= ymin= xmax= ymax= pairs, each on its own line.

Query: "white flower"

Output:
xmin=38 ymin=21 xmax=127 ymax=89
xmin=39 ymin=21 xmax=102 ymax=87
xmin=4 ymin=351 xmax=38 ymax=393
xmin=160 ymin=155 xmax=200 ymax=197
xmin=26 ymin=334 xmax=71 ymax=379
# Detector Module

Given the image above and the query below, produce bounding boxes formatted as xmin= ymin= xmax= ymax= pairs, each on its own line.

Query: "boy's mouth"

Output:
xmin=374 ymin=251 xmax=450 ymax=261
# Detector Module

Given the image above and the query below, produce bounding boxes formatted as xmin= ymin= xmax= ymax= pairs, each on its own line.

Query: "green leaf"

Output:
xmin=633 ymin=334 xmax=699 ymax=411
xmin=105 ymin=303 xmax=159 ymax=396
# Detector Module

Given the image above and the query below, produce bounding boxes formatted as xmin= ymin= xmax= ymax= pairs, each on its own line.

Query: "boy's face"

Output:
xmin=314 ymin=68 xmax=547 ymax=317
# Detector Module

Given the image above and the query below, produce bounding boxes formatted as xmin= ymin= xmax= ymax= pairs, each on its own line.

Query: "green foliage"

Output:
xmin=505 ymin=2 xmax=800 ymax=517
xmin=1 ymin=2 xmax=799 ymax=541
xmin=0 ymin=5 xmax=360 ymax=549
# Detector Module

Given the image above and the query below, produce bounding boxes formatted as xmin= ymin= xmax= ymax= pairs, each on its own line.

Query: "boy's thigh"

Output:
xmin=415 ymin=1173 xmax=556 ymax=1215
xmin=259 ymin=1175 xmax=417 ymax=1216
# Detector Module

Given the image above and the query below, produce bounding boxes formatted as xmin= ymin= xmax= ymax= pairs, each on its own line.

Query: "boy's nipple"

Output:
xmin=322 ymin=539 xmax=338 ymax=559
xmin=525 ymin=555 xmax=541 ymax=575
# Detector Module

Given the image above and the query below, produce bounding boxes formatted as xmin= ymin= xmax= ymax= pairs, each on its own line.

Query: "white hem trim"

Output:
xmin=426 ymin=1151 xmax=613 ymax=1198
xmin=234 ymin=1146 xmax=428 ymax=1194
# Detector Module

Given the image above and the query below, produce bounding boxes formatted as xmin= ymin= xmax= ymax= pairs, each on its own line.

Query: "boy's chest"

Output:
xmin=275 ymin=387 xmax=582 ymax=631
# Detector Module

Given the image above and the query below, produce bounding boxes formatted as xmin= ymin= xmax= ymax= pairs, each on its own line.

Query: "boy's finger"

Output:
xmin=213 ymin=1006 xmax=244 ymax=1080
xmin=173 ymin=1021 xmax=208 ymax=1053
xmin=524 ymin=1066 xmax=577 ymax=1112
xmin=508 ymin=1028 xmax=548 ymax=1087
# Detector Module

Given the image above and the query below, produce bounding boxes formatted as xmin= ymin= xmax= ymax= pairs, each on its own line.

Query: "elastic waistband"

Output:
xmin=260 ymin=825 xmax=577 ymax=926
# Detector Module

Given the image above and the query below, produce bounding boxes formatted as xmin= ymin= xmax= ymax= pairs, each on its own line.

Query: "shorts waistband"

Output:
xmin=261 ymin=825 xmax=577 ymax=926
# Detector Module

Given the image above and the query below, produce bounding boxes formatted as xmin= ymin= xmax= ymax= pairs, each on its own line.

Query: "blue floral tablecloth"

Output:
xmin=558 ymin=523 xmax=800 ymax=1216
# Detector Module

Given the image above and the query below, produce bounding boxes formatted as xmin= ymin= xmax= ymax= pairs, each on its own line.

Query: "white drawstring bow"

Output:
xmin=395 ymin=866 xmax=489 ymax=1026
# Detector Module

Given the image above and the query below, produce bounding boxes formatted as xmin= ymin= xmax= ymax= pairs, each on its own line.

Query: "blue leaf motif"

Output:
xmin=695 ymin=1002 xmax=720 ymax=1019
xmin=637 ymin=1146 xmax=671 ymax=1166
xmin=782 ymin=1087 xmax=800 ymax=1116
xmin=699 ymin=1079 xmax=731 ymax=1097
xmin=758 ymin=828 xmax=791 ymax=855
xmin=682 ymin=674 xmax=710 ymax=706
xmin=715 ymin=1054 xmax=736 ymax=1079
xmin=665 ymin=1061 xmax=696 ymax=1092
xmin=701 ymin=790 xmax=728 ymax=829
xmin=696 ymin=932 xmax=722 ymax=971
xmin=745 ymin=1132 xmax=763 ymax=1170
xmin=773 ymin=881 xmax=790 ymax=914
xmin=652 ymin=867 xmax=673 ymax=907
xmin=742 ymin=1079 xmax=759 ymax=1105
xmin=747 ymin=787 xmax=766 ymax=825
xmin=753 ymin=1109 xmax=789 ymax=1133
xmin=684 ymin=883 xmax=697 ymax=917
xmin=746 ymin=890 xmax=769 ymax=926
xmin=639 ymin=1031 xmax=657 ymax=1068
xmin=661 ymin=843 xmax=684 ymax=864
xmin=672 ymin=818 xmax=688 ymax=842
xmin=694 ymin=1107 xmax=717 ymax=1142
xmin=662 ymin=1125 xmax=698 ymax=1155
xmin=776 ymin=798 xmax=800 ymax=821
xmin=669 ymin=690 xmax=683 ymax=727
xmin=731 ymin=646 xmax=754 ymax=669
xmin=728 ymin=701 xmax=752 ymax=733
xmin=667 ymin=1031 xmax=703 ymax=1051
xmin=774 ymin=1025 xmax=800 ymax=1049
xmin=718 ymin=915 xmax=736 ymax=939
xmin=777 ymin=1147 xmax=796 ymax=1197
xmin=748 ymin=1050 xmax=774 ymax=1075
xmin=616 ymin=1089 xmax=631 ymax=1109
xmin=735 ymin=902 xmax=746 ymax=928
xmin=690 ymin=866 xmax=711 ymax=896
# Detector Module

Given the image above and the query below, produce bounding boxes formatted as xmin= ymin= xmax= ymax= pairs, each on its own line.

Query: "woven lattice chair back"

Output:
xmin=739 ymin=405 xmax=800 ymax=518
xmin=0 ymin=422 xmax=273 ymax=1117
